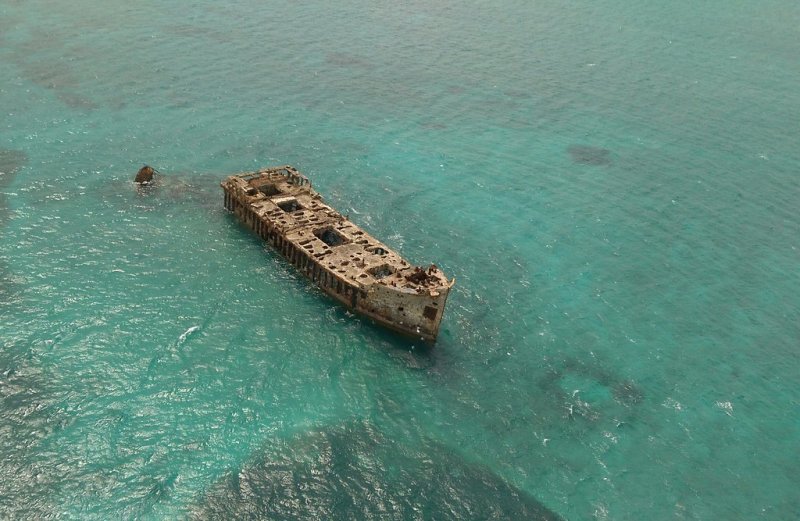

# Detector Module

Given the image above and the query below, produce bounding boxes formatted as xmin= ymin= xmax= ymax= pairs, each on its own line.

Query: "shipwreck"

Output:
xmin=221 ymin=166 xmax=454 ymax=342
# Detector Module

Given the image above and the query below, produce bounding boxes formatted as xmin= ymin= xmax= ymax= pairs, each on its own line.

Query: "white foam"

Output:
xmin=178 ymin=325 xmax=200 ymax=345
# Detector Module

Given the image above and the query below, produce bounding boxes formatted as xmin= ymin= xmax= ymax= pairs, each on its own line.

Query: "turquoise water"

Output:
xmin=2 ymin=1 xmax=799 ymax=519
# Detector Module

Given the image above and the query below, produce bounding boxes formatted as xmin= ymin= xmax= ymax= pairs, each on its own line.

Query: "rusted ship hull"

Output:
xmin=221 ymin=166 xmax=453 ymax=342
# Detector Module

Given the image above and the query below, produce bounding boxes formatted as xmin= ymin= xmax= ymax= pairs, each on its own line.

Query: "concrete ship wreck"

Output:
xmin=221 ymin=166 xmax=454 ymax=342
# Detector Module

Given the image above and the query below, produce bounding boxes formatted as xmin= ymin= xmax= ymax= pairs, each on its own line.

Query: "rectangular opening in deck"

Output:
xmin=314 ymin=227 xmax=349 ymax=247
xmin=368 ymin=264 xmax=395 ymax=280
xmin=276 ymin=198 xmax=303 ymax=213
xmin=258 ymin=183 xmax=282 ymax=196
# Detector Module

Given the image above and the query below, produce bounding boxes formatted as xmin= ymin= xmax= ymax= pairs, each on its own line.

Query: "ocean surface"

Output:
xmin=2 ymin=1 xmax=799 ymax=519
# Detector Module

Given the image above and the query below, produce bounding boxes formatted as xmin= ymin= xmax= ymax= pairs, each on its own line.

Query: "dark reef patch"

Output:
xmin=612 ymin=380 xmax=645 ymax=407
xmin=568 ymin=145 xmax=612 ymax=166
xmin=0 ymin=149 xmax=28 ymax=300
xmin=536 ymin=356 xmax=645 ymax=425
xmin=0 ymin=148 xmax=27 ymax=185
xmin=0 ymin=148 xmax=26 ymax=219
xmin=326 ymin=52 xmax=373 ymax=69
xmin=56 ymin=91 xmax=97 ymax=110
xmin=421 ymin=121 xmax=447 ymax=130
xmin=191 ymin=420 xmax=563 ymax=520
xmin=0 ymin=347 xmax=64 ymax=519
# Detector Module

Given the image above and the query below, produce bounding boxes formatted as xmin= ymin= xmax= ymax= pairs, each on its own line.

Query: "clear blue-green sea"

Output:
xmin=2 ymin=1 xmax=799 ymax=519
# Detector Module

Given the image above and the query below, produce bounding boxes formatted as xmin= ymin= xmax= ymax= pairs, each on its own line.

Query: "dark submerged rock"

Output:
xmin=568 ymin=145 xmax=612 ymax=166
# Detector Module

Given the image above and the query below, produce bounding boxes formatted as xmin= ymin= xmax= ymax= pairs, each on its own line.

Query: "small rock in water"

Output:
xmin=135 ymin=165 xmax=158 ymax=184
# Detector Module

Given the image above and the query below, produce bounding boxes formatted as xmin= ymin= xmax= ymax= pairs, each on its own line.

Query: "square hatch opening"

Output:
xmin=258 ymin=183 xmax=282 ymax=196
xmin=368 ymin=264 xmax=395 ymax=280
xmin=314 ymin=227 xmax=349 ymax=247
xmin=276 ymin=197 xmax=303 ymax=213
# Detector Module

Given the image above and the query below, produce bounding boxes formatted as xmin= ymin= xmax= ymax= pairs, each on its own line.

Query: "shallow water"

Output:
xmin=2 ymin=1 xmax=799 ymax=519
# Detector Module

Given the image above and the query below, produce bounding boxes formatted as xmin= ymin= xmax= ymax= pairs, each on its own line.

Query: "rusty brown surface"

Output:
xmin=134 ymin=165 xmax=157 ymax=184
xmin=221 ymin=166 xmax=454 ymax=342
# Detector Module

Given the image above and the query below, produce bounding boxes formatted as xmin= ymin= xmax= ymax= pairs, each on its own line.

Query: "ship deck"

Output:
xmin=223 ymin=166 xmax=452 ymax=296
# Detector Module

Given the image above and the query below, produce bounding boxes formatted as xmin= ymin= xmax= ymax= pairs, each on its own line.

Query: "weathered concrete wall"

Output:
xmin=357 ymin=283 xmax=449 ymax=340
